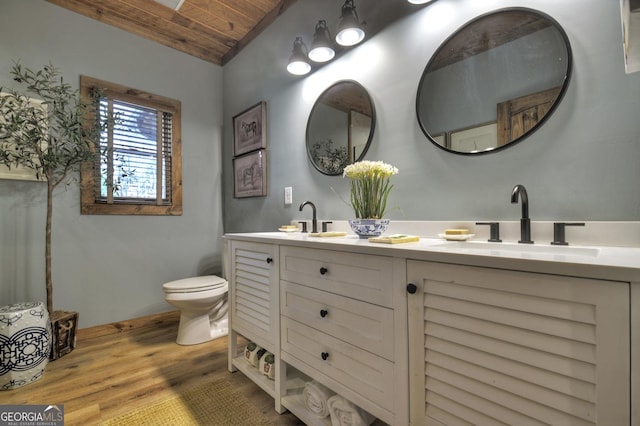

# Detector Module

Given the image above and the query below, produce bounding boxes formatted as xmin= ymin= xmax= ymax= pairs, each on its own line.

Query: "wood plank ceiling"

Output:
xmin=46 ymin=0 xmax=297 ymax=65
xmin=45 ymin=1 xmax=543 ymax=70
xmin=428 ymin=11 xmax=552 ymax=71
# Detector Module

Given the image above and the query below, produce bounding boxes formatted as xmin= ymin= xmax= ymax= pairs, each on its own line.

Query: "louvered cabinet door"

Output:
xmin=407 ymin=261 xmax=630 ymax=426
xmin=229 ymin=240 xmax=278 ymax=352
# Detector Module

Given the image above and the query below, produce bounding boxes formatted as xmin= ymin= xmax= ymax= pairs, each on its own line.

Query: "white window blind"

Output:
xmin=98 ymin=98 xmax=173 ymax=205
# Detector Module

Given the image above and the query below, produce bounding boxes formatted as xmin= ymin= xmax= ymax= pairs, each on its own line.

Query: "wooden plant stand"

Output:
xmin=50 ymin=310 xmax=78 ymax=360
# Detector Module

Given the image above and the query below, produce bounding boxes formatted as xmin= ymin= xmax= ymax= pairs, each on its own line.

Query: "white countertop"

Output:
xmin=223 ymin=230 xmax=640 ymax=283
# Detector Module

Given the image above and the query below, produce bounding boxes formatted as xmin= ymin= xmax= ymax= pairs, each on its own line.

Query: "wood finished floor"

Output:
xmin=1 ymin=311 xmax=303 ymax=425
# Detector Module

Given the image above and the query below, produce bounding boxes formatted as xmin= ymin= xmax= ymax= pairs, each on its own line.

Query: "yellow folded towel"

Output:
xmin=308 ymin=232 xmax=348 ymax=237
xmin=369 ymin=234 xmax=420 ymax=244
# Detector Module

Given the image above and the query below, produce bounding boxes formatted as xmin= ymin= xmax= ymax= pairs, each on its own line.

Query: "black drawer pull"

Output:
xmin=321 ymin=352 xmax=329 ymax=360
xmin=319 ymin=267 xmax=328 ymax=275
xmin=406 ymin=283 xmax=417 ymax=294
xmin=320 ymin=309 xmax=328 ymax=318
xmin=266 ymin=257 xmax=273 ymax=264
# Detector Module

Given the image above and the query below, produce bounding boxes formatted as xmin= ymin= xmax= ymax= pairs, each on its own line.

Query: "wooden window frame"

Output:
xmin=80 ymin=76 xmax=182 ymax=215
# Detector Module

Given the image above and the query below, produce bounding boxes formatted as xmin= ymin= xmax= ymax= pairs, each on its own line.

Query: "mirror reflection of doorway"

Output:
xmin=349 ymin=110 xmax=371 ymax=162
xmin=497 ymin=86 xmax=561 ymax=146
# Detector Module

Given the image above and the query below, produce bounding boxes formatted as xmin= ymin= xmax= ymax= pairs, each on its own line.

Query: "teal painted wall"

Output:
xmin=222 ymin=0 xmax=640 ymax=232
xmin=0 ymin=1 xmax=224 ymax=327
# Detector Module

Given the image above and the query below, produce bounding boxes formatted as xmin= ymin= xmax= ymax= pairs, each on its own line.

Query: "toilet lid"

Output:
xmin=163 ymin=275 xmax=227 ymax=292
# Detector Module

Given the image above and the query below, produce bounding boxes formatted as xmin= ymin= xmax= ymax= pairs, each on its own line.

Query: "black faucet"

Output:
xmin=510 ymin=184 xmax=533 ymax=244
xmin=299 ymin=201 xmax=318 ymax=233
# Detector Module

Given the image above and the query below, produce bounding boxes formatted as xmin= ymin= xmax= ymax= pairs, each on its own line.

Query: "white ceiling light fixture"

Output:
xmin=407 ymin=0 xmax=437 ymax=4
xmin=308 ymin=20 xmax=336 ymax=63
xmin=335 ymin=0 xmax=365 ymax=47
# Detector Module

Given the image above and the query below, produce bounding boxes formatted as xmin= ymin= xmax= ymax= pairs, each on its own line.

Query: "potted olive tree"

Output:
xmin=0 ymin=61 xmax=106 ymax=359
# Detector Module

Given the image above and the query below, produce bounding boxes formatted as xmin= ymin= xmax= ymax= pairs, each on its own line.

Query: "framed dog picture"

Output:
xmin=233 ymin=149 xmax=267 ymax=198
xmin=233 ymin=101 xmax=266 ymax=156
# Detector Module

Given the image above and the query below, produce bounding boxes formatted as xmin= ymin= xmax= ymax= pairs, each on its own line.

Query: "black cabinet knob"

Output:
xmin=320 ymin=309 xmax=328 ymax=318
xmin=320 ymin=267 xmax=328 ymax=275
xmin=406 ymin=283 xmax=417 ymax=294
xmin=321 ymin=352 xmax=329 ymax=360
xmin=266 ymin=257 xmax=273 ymax=264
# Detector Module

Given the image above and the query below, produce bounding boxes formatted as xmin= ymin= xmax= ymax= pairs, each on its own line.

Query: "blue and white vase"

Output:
xmin=348 ymin=219 xmax=390 ymax=238
xmin=0 ymin=302 xmax=51 ymax=390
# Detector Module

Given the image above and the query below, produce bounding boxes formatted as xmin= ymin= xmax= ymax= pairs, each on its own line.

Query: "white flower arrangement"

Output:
xmin=343 ymin=160 xmax=399 ymax=219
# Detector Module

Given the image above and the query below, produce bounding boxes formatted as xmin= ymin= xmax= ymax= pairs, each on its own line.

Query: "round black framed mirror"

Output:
xmin=416 ymin=8 xmax=572 ymax=155
xmin=306 ymin=80 xmax=376 ymax=175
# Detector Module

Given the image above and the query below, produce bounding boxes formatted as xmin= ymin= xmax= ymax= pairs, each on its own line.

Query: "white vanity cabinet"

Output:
xmin=406 ymin=260 xmax=630 ymax=426
xmin=226 ymin=240 xmax=283 ymax=410
xmin=278 ymin=245 xmax=408 ymax=426
xmin=224 ymin=231 xmax=640 ymax=426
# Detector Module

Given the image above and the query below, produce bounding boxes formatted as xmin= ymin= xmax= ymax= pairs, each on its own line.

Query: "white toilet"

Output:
xmin=162 ymin=275 xmax=229 ymax=345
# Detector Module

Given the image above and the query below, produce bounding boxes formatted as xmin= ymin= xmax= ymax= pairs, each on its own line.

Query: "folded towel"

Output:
xmin=303 ymin=380 xmax=335 ymax=418
xmin=327 ymin=395 xmax=376 ymax=426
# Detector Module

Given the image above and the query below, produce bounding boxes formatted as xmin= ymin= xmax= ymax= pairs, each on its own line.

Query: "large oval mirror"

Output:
xmin=417 ymin=8 xmax=572 ymax=155
xmin=306 ymin=80 xmax=375 ymax=175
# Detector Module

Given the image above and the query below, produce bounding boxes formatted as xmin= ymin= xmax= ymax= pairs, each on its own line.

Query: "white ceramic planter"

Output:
xmin=0 ymin=302 xmax=51 ymax=390
xmin=348 ymin=218 xmax=390 ymax=238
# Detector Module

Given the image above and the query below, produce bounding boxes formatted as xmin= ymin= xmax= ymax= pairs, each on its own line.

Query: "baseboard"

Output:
xmin=76 ymin=310 xmax=180 ymax=341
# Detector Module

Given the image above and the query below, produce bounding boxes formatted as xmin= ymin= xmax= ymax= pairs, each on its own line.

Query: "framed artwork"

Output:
xmin=233 ymin=149 xmax=267 ymax=198
xmin=448 ymin=122 xmax=498 ymax=153
xmin=0 ymin=92 xmax=46 ymax=181
xmin=233 ymin=101 xmax=266 ymax=156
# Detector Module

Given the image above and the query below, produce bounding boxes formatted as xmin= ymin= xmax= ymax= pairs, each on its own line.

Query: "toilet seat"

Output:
xmin=163 ymin=275 xmax=227 ymax=293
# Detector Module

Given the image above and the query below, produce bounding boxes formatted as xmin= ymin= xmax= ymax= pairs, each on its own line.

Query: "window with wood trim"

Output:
xmin=80 ymin=76 xmax=182 ymax=215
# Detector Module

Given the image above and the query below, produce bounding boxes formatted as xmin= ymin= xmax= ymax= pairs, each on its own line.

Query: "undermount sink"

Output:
xmin=433 ymin=241 xmax=601 ymax=257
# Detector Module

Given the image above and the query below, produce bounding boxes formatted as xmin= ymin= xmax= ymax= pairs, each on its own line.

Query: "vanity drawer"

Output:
xmin=281 ymin=317 xmax=394 ymax=413
xmin=279 ymin=246 xmax=394 ymax=307
xmin=281 ymin=280 xmax=394 ymax=361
